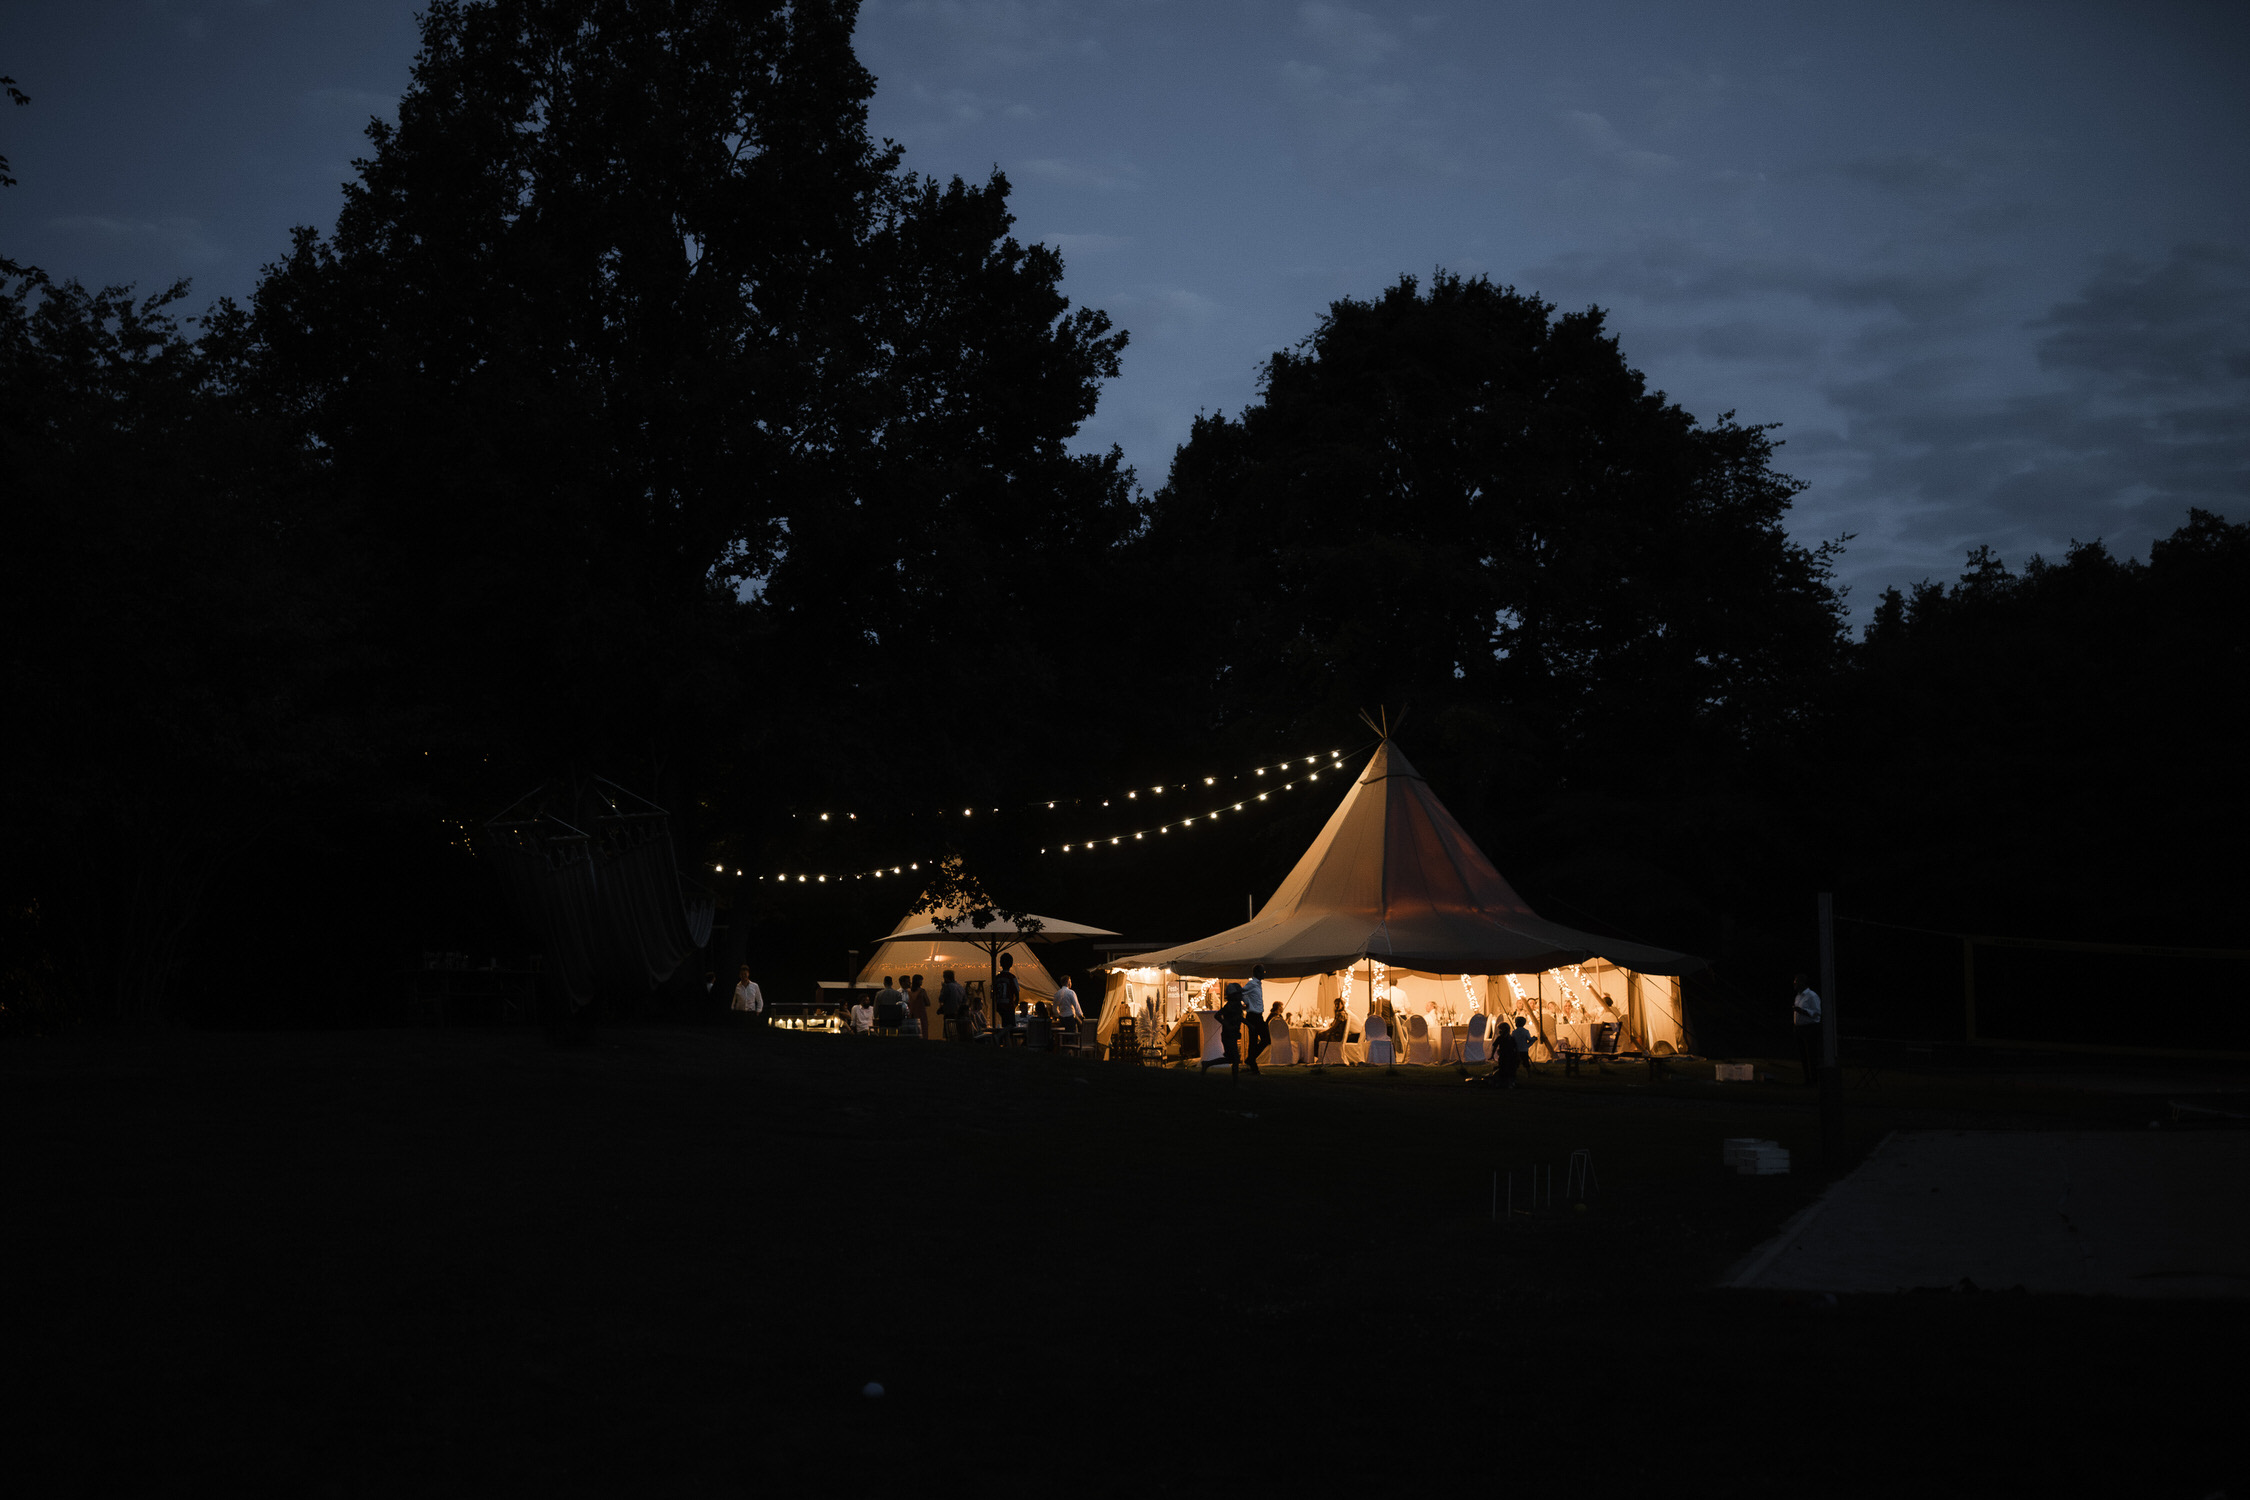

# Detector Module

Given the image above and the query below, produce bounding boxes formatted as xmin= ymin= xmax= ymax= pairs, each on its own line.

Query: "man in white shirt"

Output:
xmin=1792 ymin=973 xmax=1822 ymax=1083
xmin=731 ymin=965 xmax=764 ymax=1027
xmin=1053 ymin=975 xmax=1082 ymax=1022
xmin=1241 ymin=963 xmax=1270 ymax=1072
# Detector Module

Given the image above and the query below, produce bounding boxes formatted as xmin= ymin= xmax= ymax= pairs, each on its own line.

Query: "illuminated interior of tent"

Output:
xmin=1094 ymin=738 xmax=1702 ymax=1063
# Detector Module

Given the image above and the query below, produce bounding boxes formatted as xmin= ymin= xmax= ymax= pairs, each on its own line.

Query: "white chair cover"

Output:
xmin=1405 ymin=1013 xmax=1434 ymax=1064
xmin=1462 ymin=1012 xmax=1489 ymax=1063
xmin=1265 ymin=1019 xmax=1295 ymax=1066
xmin=1197 ymin=1011 xmax=1228 ymax=1065
xmin=1364 ymin=1015 xmax=1394 ymax=1066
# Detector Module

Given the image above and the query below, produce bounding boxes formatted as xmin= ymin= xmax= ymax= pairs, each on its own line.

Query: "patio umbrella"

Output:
xmin=879 ymin=913 xmax=1118 ymax=1020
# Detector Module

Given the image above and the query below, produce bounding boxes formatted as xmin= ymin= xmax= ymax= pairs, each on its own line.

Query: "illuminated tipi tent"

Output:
xmin=1100 ymin=738 xmax=1699 ymax=1057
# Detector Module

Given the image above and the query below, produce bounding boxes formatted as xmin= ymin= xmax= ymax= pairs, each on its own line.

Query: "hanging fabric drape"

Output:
xmin=482 ymin=776 xmax=706 ymax=1010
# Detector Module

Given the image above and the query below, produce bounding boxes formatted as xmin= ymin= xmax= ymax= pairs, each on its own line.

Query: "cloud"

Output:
xmin=1017 ymin=156 xmax=1143 ymax=191
xmin=1518 ymin=237 xmax=2248 ymax=600
xmin=1820 ymin=244 xmax=2250 ymax=572
xmin=1561 ymin=110 xmax=1675 ymax=174
xmin=906 ymin=82 xmax=1033 ymax=126
xmin=1296 ymin=2 xmax=1401 ymax=68
xmin=1829 ymin=152 xmax=1970 ymax=193
xmin=43 ymin=215 xmax=224 ymax=267
xmin=2034 ymin=243 xmax=2250 ymax=393
xmin=1041 ymin=233 xmax=1130 ymax=256
xmin=301 ymin=86 xmax=396 ymax=123
xmin=1278 ymin=5 xmax=1456 ymax=185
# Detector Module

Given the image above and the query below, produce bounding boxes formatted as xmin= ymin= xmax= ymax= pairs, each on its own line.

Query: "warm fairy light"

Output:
xmin=1256 ymin=768 xmax=1265 ymax=775
xmin=1204 ymin=777 xmax=1215 ymax=785
xmin=820 ymin=813 xmax=829 ymax=820
xmin=1258 ymin=793 xmax=1267 ymax=801
xmin=714 ymin=863 xmax=723 ymax=871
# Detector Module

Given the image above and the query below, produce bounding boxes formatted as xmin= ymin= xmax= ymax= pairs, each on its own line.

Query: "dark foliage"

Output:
xmin=3 ymin=11 xmax=2244 ymax=1036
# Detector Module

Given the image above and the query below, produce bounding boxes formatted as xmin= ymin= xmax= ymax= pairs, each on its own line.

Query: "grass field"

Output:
xmin=4 ymin=1024 xmax=2243 ymax=1497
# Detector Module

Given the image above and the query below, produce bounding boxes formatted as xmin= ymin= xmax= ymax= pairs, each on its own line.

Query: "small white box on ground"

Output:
xmin=1723 ymin=1138 xmax=1780 ymax=1169
xmin=1737 ymin=1145 xmax=1791 ymax=1175
xmin=1715 ymin=1063 xmax=1755 ymax=1082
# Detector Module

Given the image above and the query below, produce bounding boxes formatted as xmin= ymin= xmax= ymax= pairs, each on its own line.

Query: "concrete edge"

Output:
xmin=1721 ymin=1130 xmax=1899 ymax=1291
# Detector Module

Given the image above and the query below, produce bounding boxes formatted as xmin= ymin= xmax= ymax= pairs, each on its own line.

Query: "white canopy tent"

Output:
xmin=859 ymin=907 xmax=1116 ymax=1032
xmin=1099 ymin=739 xmax=1699 ymax=1061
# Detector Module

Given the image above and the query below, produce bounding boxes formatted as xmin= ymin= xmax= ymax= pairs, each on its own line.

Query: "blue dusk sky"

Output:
xmin=6 ymin=1 xmax=2246 ymax=614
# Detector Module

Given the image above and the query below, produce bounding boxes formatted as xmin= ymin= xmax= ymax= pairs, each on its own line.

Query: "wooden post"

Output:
xmin=1817 ymin=895 xmax=1842 ymax=1163
xmin=1963 ymin=938 xmax=1977 ymax=1045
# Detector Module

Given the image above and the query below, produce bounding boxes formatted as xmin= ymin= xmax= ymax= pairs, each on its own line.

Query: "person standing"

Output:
xmin=1792 ymin=973 xmax=1823 ymax=1084
xmin=1317 ymin=996 xmax=1350 ymax=1064
xmin=939 ymin=969 xmax=970 ymax=1042
xmin=1511 ymin=1016 xmax=1535 ymax=1080
xmin=1053 ymin=974 xmax=1082 ymax=1023
xmin=992 ymin=951 xmax=1022 ymax=1036
xmin=1201 ymin=982 xmax=1246 ymax=1072
xmin=731 ymin=965 xmax=764 ymax=1027
xmin=905 ymin=974 xmax=932 ymax=1039
xmin=1241 ymin=963 xmax=1271 ymax=1072
xmin=875 ymin=974 xmax=904 ymax=1033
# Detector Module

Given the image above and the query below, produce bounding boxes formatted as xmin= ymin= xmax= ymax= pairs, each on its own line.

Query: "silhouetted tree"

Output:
xmin=1830 ymin=510 xmax=2250 ymax=939
xmin=0 ymin=277 xmax=369 ymax=1023
xmin=1134 ymin=272 xmax=1845 ymax=810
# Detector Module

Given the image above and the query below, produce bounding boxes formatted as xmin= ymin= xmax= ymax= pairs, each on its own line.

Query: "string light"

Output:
xmin=755 ymin=744 xmax=1368 ymax=888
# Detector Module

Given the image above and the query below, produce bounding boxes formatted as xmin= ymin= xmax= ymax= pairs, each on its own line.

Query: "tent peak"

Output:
xmin=1355 ymin=704 xmax=1410 ymax=742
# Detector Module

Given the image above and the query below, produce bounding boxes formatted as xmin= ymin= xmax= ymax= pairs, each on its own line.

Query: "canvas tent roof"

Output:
xmin=1109 ymin=740 xmax=1701 ymax=980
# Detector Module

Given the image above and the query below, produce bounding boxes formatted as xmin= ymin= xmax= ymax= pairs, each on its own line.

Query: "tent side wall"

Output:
xmin=1101 ymin=961 xmax=1686 ymax=1056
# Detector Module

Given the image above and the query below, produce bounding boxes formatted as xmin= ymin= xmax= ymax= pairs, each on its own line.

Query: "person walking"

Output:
xmin=731 ymin=965 xmax=764 ymax=1028
xmin=1053 ymin=974 xmax=1084 ymax=1052
xmin=1510 ymin=1015 xmax=1535 ymax=1079
xmin=1202 ymin=982 xmax=1245 ymax=1072
xmin=992 ymin=951 xmax=1022 ymax=1037
xmin=1241 ymin=963 xmax=1271 ymax=1072
xmin=939 ymin=969 xmax=970 ymax=1042
xmin=1792 ymin=973 xmax=1823 ymax=1084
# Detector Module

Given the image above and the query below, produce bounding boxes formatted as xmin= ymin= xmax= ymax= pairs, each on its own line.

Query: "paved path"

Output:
xmin=1729 ymin=1130 xmax=2250 ymax=1298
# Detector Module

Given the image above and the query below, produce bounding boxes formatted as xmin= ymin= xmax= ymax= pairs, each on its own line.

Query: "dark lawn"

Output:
xmin=3 ymin=1026 xmax=2241 ymax=1497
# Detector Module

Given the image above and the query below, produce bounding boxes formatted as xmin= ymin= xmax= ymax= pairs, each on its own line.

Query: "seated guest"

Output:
xmin=1317 ymin=997 xmax=1350 ymax=1060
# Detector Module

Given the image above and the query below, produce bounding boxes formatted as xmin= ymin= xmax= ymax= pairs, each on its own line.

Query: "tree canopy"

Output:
xmin=1131 ymin=272 xmax=1846 ymax=802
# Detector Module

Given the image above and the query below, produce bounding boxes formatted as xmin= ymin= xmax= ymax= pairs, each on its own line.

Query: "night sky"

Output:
xmin=8 ymin=1 xmax=2246 ymax=614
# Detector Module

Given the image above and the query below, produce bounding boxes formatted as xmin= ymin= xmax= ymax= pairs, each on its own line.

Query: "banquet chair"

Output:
xmin=1404 ymin=1014 xmax=1434 ymax=1065
xmin=1364 ymin=1015 xmax=1394 ymax=1066
xmin=1462 ymin=1012 xmax=1489 ymax=1064
xmin=1198 ymin=1016 xmax=1229 ymax=1068
xmin=1265 ymin=1019 xmax=1295 ymax=1066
